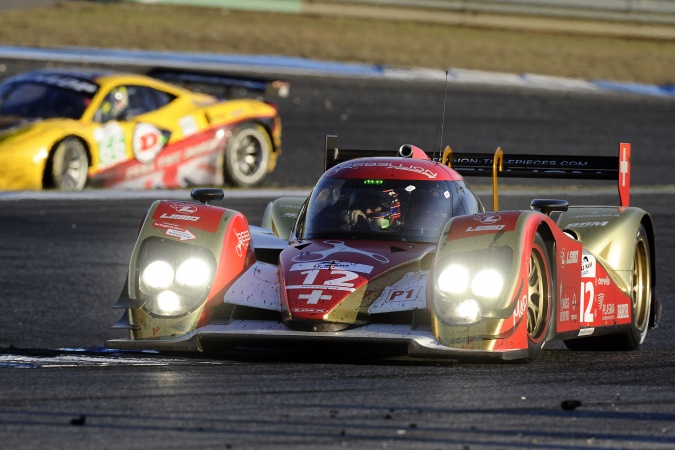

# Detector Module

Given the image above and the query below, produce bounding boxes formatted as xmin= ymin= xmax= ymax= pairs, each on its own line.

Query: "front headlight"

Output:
xmin=156 ymin=290 xmax=182 ymax=315
xmin=471 ymin=269 xmax=503 ymax=299
xmin=176 ymin=258 xmax=211 ymax=288
xmin=141 ymin=260 xmax=174 ymax=291
xmin=434 ymin=247 xmax=512 ymax=324
xmin=136 ymin=237 xmax=216 ymax=317
xmin=437 ymin=264 xmax=469 ymax=295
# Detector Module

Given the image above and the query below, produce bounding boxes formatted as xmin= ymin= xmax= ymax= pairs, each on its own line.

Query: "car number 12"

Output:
xmin=301 ymin=269 xmax=359 ymax=288
xmin=580 ymin=281 xmax=595 ymax=323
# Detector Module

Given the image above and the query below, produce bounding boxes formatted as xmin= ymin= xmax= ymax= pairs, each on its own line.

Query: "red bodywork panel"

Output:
xmin=279 ymin=239 xmax=432 ymax=321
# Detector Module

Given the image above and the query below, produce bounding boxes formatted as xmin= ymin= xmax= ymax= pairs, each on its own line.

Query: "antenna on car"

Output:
xmin=434 ymin=70 xmax=450 ymax=161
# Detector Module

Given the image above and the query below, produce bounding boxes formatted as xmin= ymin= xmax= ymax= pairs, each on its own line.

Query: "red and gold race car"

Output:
xmin=107 ymin=135 xmax=660 ymax=362
xmin=0 ymin=68 xmax=286 ymax=190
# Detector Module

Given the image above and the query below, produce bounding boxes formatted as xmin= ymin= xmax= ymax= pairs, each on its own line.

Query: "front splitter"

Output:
xmin=106 ymin=320 xmax=528 ymax=361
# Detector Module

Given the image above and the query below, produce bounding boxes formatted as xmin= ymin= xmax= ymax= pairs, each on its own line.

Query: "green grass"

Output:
xmin=1 ymin=1 xmax=674 ymax=84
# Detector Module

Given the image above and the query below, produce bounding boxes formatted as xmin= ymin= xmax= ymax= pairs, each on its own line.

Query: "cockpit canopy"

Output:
xmin=298 ymin=175 xmax=484 ymax=243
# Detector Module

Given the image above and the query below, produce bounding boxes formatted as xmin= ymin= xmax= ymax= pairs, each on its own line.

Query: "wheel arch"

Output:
xmin=640 ymin=214 xmax=658 ymax=328
xmin=255 ymin=116 xmax=280 ymax=153
xmin=533 ymin=219 xmax=557 ymax=341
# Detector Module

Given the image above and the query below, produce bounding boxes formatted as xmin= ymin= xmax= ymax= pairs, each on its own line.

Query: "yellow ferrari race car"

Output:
xmin=0 ymin=68 xmax=287 ymax=190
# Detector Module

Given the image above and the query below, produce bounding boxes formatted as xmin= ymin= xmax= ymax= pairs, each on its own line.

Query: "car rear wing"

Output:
xmin=148 ymin=68 xmax=289 ymax=99
xmin=442 ymin=144 xmax=631 ymax=209
xmin=324 ymin=135 xmax=631 ymax=209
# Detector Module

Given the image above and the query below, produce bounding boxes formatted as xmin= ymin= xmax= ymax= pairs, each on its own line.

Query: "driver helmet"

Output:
xmin=104 ymin=86 xmax=129 ymax=119
xmin=358 ymin=189 xmax=401 ymax=229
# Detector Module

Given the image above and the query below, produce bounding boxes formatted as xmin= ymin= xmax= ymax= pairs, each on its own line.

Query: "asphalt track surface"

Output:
xmin=1 ymin=63 xmax=675 ymax=449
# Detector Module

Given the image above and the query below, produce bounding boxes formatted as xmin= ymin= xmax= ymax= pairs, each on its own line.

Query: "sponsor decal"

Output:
xmin=581 ymin=254 xmax=596 ymax=278
xmin=466 ymin=224 xmax=505 ymax=232
xmin=566 ymin=250 xmax=579 ymax=265
xmin=468 ymin=214 xmax=504 ymax=232
xmin=453 ymin=157 xmax=591 ymax=168
xmin=178 ymin=115 xmax=198 ymax=136
xmin=152 ymin=222 xmax=196 ymax=241
xmin=567 ymin=221 xmax=609 ymax=228
xmin=617 ymin=303 xmax=630 ymax=319
xmin=170 ymin=204 xmax=197 ymax=214
xmin=290 ymin=261 xmax=373 ymax=274
xmin=151 ymin=202 xmax=224 ymax=233
xmin=568 ymin=212 xmax=619 ymax=219
xmin=292 ymin=307 xmax=328 ymax=313
xmin=182 ymin=137 xmax=222 ymax=160
xmin=560 ymin=249 xmax=579 ymax=268
xmin=20 ymin=73 xmax=98 ymax=93
xmin=329 ymin=161 xmax=438 ymax=179
xmin=559 ymin=295 xmax=570 ymax=322
xmin=160 ymin=213 xmax=199 ymax=222
xmin=601 ymin=302 xmax=615 ymax=320
xmin=234 ymin=228 xmax=251 ymax=257
xmin=476 ymin=214 xmax=501 ymax=224
xmin=452 ymin=212 xmax=517 ymax=237
xmin=514 ymin=294 xmax=527 ymax=326
xmin=132 ymin=123 xmax=167 ymax=163
xmin=382 ymin=286 xmax=422 ymax=302
xmin=292 ymin=240 xmax=389 ymax=263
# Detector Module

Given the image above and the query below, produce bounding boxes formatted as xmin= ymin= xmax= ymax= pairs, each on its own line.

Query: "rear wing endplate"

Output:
xmin=148 ymin=68 xmax=289 ymax=98
xmin=324 ymin=135 xmax=631 ymax=209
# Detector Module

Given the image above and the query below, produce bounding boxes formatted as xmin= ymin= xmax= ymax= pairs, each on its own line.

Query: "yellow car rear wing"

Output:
xmin=148 ymin=68 xmax=289 ymax=99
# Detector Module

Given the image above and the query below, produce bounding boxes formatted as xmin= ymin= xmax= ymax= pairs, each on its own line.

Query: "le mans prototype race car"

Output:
xmin=0 ymin=68 xmax=287 ymax=190
xmin=107 ymin=136 xmax=660 ymax=362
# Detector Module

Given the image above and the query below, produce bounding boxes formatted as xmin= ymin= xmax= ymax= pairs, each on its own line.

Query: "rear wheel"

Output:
xmin=223 ymin=123 xmax=272 ymax=187
xmin=564 ymin=224 xmax=652 ymax=351
xmin=47 ymin=137 xmax=88 ymax=191
xmin=526 ymin=233 xmax=552 ymax=361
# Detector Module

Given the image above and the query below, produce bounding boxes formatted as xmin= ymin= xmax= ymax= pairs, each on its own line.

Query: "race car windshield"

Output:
xmin=0 ymin=80 xmax=95 ymax=120
xmin=300 ymin=177 xmax=483 ymax=243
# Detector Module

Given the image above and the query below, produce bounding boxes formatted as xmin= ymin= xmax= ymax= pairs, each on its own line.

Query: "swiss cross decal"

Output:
xmin=619 ymin=143 xmax=631 ymax=207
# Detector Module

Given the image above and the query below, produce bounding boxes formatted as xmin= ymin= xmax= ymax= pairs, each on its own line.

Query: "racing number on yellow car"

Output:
xmin=94 ymin=122 xmax=127 ymax=168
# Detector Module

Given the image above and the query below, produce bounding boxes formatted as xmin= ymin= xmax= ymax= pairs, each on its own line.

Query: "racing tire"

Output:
xmin=525 ymin=233 xmax=552 ymax=361
xmin=223 ymin=123 xmax=272 ymax=187
xmin=47 ymin=137 xmax=89 ymax=191
xmin=564 ymin=224 xmax=652 ymax=351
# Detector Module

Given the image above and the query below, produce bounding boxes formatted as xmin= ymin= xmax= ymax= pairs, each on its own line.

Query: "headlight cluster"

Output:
xmin=434 ymin=247 xmax=512 ymax=325
xmin=137 ymin=238 xmax=216 ymax=317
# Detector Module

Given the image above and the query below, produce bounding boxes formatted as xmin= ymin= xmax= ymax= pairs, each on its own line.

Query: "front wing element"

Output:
xmin=106 ymin=321 xmax=528 ymax=361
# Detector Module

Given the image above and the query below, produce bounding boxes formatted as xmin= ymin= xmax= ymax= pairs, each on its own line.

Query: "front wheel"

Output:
xmin=223 ymin=123 xmax=272 ymax=187
xmin=46 ymin=137 xmax=89 ymax=191
xmin=525 ymin=233 xmax=552 ymax=361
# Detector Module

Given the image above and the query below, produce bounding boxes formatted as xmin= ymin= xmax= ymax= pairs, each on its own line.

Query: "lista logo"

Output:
xmin=476 ymin=214 xmax=501 ymax=224
xmin=466 ymin=214 xmax=504 ymax=232
xmin=170 ymin=204 xmax=198 ymax=214
xmin=466 ymin=224 xmax=505 ymax=232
